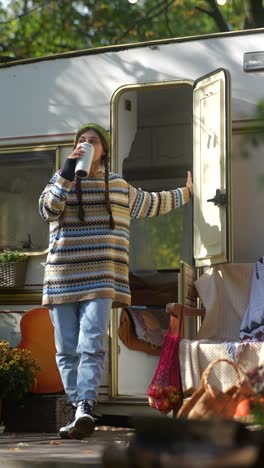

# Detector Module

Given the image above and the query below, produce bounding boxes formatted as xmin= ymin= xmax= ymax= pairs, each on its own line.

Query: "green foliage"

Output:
xmin=0 ymin=340 xmax=40 ymax=401
xmin=245 ymin=365 xmax=264 ymax=425
xmin=251 ymin=399 xmax=264 ymax=425
xmin=0 ymin=0 xmax=259 ymax=60
xmin=148 ymin=210 xmax=183 ymax=269
xmin=256 ymin=99 xmax=264 ymax=120
xmin=0 ymin=249 xmax=27 ymax=263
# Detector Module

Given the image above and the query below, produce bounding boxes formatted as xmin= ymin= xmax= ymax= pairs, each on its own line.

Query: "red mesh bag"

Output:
xmin=147 ymin=306 xmax=183 ymax=414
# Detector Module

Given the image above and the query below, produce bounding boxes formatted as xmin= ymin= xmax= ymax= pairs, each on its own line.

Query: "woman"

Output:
xmin=39 ymin=123 xmax=193 ymax=439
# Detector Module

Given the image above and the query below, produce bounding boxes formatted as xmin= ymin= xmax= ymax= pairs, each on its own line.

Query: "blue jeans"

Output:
xmin=49 ymin=298 xmax=112 ymax=404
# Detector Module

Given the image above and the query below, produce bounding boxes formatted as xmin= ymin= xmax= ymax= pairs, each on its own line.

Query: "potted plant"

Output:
xmin=0 ymin=249 xmax=28 ymax=288
xmin=0 ymin=340 xmax=40 ymax=427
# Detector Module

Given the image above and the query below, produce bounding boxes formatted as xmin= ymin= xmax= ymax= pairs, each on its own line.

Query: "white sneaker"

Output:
xmin=59 ymin=418 xmax=76 ymax=439
xmin=69 ymin=400 xmax=95 ymax=439
xmin=58 ymin=404 xmax=76 ymax=439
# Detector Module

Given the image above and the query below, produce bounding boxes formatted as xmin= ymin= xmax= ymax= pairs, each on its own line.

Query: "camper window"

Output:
xmin=0 ymin=148 xmax=56 ymax=253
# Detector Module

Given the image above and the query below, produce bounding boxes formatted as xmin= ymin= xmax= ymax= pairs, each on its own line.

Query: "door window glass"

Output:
xmin=0 ymin=148 xmax=56 ymax=252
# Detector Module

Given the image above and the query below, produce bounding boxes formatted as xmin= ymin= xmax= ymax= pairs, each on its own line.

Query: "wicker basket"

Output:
xmin=0 ymin=258 xmax=28 ymax=288
xmin=2 ymin=394 xmax=74 ymax=433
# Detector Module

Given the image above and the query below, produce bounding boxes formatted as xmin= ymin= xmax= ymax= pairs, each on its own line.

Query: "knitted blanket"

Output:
xmin=179 ymin=263 xmax=264 ymax=393
xmin=180 ymin=338 xmax=264 ymax=393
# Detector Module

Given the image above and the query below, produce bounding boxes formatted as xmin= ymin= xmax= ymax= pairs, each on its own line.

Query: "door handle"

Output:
xmin=207 ymin=189 xmax=226 ymax=207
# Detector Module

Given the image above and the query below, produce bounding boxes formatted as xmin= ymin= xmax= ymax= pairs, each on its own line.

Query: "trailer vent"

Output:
xmin=244 ymin=51 xmax=264 ymax=72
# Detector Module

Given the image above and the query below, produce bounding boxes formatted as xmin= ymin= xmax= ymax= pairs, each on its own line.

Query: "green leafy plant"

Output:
xmin=240 ymin=365 xmax=264 ymax=426
xmin=251 ymin=399 xmax=264 ymax=426
xmin=0 ymin=250 xmax=27 ymax=263
xmin=0 ymin=340 xmax=40 ymax=401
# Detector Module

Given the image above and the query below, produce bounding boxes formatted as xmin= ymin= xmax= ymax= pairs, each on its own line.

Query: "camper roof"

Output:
xmin=1 ymin=27 xmax=264 ymax=69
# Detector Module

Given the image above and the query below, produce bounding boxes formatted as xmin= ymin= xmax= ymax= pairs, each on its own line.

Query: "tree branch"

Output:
xmin=0 ymin=1 xmax=51 ymax=25
xmin=196 ymin=0 xmax=230 ymax=32
xmin=115 ymin=0 xmax=175 ymax=41
xmin=164 ymin=0 xmax=174 ymax=36
xmin=243 ymin=0 xmax=264 ymax=29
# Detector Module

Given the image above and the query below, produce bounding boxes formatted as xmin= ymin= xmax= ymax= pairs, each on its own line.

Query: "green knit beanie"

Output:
xmin=74 ymin=123 xmax=110 ymax=152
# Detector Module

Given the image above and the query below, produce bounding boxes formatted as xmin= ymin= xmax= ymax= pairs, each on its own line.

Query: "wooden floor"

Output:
xmin=0 ymin=426 xmax=134 ymax=467
xmin=0 ymin=420 xmax=263 ymax=468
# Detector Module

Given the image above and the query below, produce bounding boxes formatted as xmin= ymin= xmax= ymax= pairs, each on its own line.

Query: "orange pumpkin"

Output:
xmin=234 ymin=398 xmax=252 ymax=417
xmin=234 ymin=397 xmax=264 ymax=418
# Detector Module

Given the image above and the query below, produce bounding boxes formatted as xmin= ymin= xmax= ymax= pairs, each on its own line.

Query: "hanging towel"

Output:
xmin=240 ymin=257 xmax=264 ymax=341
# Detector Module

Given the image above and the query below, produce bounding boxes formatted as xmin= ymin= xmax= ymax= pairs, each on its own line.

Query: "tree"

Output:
xmin=197 ymin=0 xmax=264 ymax=31
xmin=0 ymin=0 xmax=263 ymax=60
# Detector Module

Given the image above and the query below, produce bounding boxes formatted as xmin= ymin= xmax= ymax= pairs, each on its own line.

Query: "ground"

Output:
xmin=0 ymin=418 xmax=263 ymax=467
xmin=0 ymin=426 xmax=134 ymax=467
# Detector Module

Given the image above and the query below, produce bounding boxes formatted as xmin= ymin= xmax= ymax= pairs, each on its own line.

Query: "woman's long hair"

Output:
xmin=75 ymin=130 xmax=115 ymax=229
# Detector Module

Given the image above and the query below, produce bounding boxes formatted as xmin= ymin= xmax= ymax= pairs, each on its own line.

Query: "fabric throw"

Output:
xmin=127 ymin=307 xmax=169 ymax=347
xmin=179 ymin=339 xmax=264 ymax=394
xmin=118 ymin=308 xmax=161 ymax=355
xmin=240 ymin=257 xmax=264 ymax=341
xmin=194 ymin=263 xmax=253 ymax=342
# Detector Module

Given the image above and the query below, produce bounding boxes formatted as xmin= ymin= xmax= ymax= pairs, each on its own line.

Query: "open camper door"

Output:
xmin=110 ymin=79 xmax=193 ymax=398
xmin=193 ymin=68 xmax=231 ymax=267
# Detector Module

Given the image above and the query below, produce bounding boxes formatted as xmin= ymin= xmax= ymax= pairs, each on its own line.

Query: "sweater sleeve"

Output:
xmin=39 ymin=171 xmax=74 ymax=223
xmin=128 ymin=184 xmax=191 ymax=219
xmin=60 ymin=158 xmax=76 ymax=181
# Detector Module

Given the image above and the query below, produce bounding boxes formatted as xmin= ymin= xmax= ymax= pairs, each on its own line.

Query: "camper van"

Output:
xmin=1 ymin=27 xmax=264 ymax=417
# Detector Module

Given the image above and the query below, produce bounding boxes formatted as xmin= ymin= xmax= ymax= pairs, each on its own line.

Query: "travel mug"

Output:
xmin=75 ymin=143 xmax=94 ymax=178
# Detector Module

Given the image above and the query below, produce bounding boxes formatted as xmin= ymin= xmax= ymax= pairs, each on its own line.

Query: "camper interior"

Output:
xmin=115 ymin=82 xmax=194 ymax=293
xmin=111 ymin=82 xmax=195 ymax=397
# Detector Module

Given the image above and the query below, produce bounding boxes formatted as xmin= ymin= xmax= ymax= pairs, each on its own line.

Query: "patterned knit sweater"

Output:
xmin=39 ymin=170 xmax=190 ymax=307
